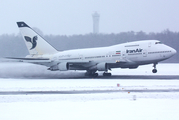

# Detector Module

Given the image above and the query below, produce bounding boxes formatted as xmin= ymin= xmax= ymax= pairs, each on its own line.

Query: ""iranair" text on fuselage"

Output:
xmin=126 ymin=48 xmax=143 ymax=53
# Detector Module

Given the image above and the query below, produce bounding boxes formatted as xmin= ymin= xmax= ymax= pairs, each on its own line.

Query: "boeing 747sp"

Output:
xmin=6 ymin=22 xmax=177 ymax=77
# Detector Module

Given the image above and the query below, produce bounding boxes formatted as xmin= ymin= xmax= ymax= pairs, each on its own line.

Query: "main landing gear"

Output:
xmin=152 ymin=63 xmax=158 ymax=73
xmin=103 ymin=72 xmax=112 ymax=76
xmin=85 ymin=70 xmax=112 ymax=77
xmin=85 ymin=70 xmax=98 ymax=77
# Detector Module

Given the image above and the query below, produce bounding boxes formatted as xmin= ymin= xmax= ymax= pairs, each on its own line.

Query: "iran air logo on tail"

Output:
xmin=24 ymin=36 xmax=38 ymax=50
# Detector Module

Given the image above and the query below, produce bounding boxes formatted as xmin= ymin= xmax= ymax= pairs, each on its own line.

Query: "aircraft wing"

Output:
xmin=67 ymin=60 xmax=128 ymax=70
xmin=1 ymin=57 xmax=52 ymax=66
xmin=1 ymin=57 xmax=128 ymax=70
xmin=1 ymin=57 xmax=91 ymax=69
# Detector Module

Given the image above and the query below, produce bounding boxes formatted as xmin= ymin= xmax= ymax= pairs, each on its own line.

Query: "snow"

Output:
xmin=0 ymin=63 xmax=179 ymax=120
xmin=1 ymin=99 xmax=179 ymax=120
xmin=0 ymin=79 xmax=179 ymax=120
xmin=112 ymin=63 xmax=179 ymax=75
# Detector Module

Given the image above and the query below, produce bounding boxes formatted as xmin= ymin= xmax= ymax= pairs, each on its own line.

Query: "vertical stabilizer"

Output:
xmin=17 ymin=22 xmax=58 ymax=55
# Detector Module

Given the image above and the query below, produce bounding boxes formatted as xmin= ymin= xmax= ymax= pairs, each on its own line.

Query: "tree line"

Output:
xmin=0 ymin=29 xmax=178 ymax=63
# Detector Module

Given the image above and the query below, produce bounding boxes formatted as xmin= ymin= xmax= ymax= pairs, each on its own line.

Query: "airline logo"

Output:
xmin=24 ymin=36 xmax=38 ymax=50
xmin=126 ymin=48 xmax=143 ymax=53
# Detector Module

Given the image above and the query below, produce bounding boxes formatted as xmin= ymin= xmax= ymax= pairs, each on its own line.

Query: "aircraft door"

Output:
xmin=143 ymin=50 xmax=147 ymax=57
xmin=122 ymin=51 xmax=126 ymax=59
xmin=148 ymin=42 xmax=151 ymax=47
xmin=79 ymin=54 xmax=83 ymax=61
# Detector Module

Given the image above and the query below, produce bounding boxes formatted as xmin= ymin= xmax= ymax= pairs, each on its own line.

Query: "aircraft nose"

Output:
xmin=171 ymin=48 xmax=177 ymax=55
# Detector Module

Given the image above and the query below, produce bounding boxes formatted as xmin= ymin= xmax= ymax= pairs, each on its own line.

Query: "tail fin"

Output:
xmin=17 ymin=22 xmax=58 ymax=56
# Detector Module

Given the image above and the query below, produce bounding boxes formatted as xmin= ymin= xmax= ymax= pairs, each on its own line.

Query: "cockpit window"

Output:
xmin=155 ymin=42 xmax=162 ymax=44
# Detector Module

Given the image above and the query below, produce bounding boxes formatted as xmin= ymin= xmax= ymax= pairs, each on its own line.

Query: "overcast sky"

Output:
xmin=1 ymin=0 xmax=179 ymax=35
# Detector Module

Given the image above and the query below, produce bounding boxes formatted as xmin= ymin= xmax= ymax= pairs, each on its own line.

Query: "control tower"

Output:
xmin=92 ymin=12 xmax=100 ymax=34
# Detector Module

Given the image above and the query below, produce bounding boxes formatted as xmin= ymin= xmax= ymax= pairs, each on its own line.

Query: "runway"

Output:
xmin=1 ymin=78 xmax=179 ymax=95
xmin=88 ymin=75 xmax=179 ymax=79
xmin=1 ymin=75 xmax=179 ymax=79
xmin=1 ymin=89 xmax=179 ymax=95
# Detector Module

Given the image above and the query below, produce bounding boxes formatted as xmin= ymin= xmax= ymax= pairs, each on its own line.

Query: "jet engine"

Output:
xmin=58 ymin=62 xmax=69 ymax=71
xmin=96 ymin=62 xmax=108 ymax=71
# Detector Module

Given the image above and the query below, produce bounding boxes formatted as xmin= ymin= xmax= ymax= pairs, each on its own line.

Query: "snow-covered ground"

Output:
xmin=112 ymin=63 xmax=179 ymax=76
xmin=1 ymin=99 xmax=179 ymax=120
xmin=0 ymin=79 xmax=179 ymax=120
xmin=0 ymin=63 xmax=179 ymax=120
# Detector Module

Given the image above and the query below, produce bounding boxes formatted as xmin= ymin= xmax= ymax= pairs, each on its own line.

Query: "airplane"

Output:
xmin=5 ymin=22 xmax=177 ymax=77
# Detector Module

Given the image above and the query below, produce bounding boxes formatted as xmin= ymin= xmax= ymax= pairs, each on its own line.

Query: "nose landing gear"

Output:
xmin=152 ymin=69 xmax=157 ymax=73
xmin=152 ymin=63 xmax=158 ymax=73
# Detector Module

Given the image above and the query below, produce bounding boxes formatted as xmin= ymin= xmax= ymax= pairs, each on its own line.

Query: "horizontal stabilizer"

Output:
xmin=1 ymin=57 xmax=51 ymax=65
xmin=5 ymin=57 xmax=50 ymax=60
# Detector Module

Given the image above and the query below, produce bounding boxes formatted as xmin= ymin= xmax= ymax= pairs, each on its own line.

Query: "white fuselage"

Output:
xmin=45 ymin=40 xmax=176 ymax=70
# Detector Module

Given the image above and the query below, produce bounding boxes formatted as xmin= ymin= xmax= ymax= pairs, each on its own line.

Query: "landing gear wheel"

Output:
xmin=93 ymin=73 xmax=98 ymax=77
xmin=103 ymin=72 xmax=112 ymax=76
xmin=85 ymin=70 xmax=98 ymax=77
xmin=152 ymin=63 xmax=158 ymax=73
xmin=152 ymin=69 xmax=157 ymax=73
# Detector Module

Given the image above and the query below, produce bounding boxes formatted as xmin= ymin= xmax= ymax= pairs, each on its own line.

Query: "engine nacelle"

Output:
xmin=96 ymin=62 xmax=108 ymax=71
xmin=58 ymin=62 xmax=69 ymax=71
